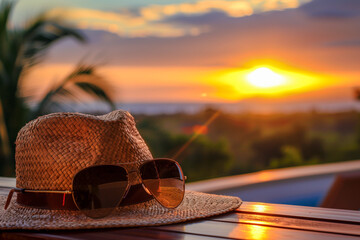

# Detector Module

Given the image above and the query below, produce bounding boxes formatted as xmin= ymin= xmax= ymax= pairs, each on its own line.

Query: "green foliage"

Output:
xmin=179 ymin=136 xmax=233 ymax=181
xmin=137 ymin=117 xmax=234 ymax=182
xmin=269 ymin=145 xmax=319 ymax=169
xmin=251 ymin=124 xmax=325 ymax=167
xmin=134 ymin=110 xmax=360 ymax=181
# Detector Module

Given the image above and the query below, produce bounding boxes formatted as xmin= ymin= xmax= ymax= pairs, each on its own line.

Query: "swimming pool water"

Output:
xmin=211 ymin=174 xmax=335 ymax=207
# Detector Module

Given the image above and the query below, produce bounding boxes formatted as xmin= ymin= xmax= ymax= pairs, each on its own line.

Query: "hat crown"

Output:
xmin=15 ymin=110 xmax=153 ymax=190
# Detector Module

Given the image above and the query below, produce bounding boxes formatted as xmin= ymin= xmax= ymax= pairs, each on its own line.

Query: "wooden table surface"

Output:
xmin=1 ymin=186 xmax=360 ymax=240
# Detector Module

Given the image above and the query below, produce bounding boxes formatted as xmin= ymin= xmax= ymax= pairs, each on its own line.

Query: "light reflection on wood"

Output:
xmin=238 ymin=202 xmax=360 ymax=223
xmin=248 ymin=224 xmax=267 ymax=240
xmin=212 ymin=211 xmax=360 ymax=236
xmin=252 ymin=204 xmax=267 ymax=212
xmin=229 ymin=224 xmax=267 ymax=239
xmin=156 ymin=220 xmax=360 ymax=240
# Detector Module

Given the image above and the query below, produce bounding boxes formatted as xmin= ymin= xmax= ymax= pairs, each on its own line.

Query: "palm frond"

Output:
xmin=0 ymin=98 xmax=10 ymax=160
xmin=0 ymin=1 xmax=13 ymax=87
xmin=74 ymin=82 xmax=115 ymax=109
xmin=34 ymin=64 xmax=115 ymax=117
xmin=0 ymin=1 xmax=91 ymax=176
xmin=22 ymin=17 xmax=86 ymax=68
xmin=0 ymin=1 xmax=11 ymax=38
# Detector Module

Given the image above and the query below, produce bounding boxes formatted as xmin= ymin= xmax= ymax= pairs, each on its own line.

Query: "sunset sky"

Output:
xmin=11 ymin=0 xmax=360 ymax=110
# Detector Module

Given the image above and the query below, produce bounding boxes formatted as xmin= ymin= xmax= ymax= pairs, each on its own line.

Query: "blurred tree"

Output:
xmin=269 ymin=145 xmax=303 ymax=168
xmin=179 ymin=135 xmax=233 ymax=181
xmin=137 ymin=110 xmax=360 ymax=178
xmin=0 ymin=2 xmax=114 ymax=176
xmin=251 ymin=124 xmax=324 ymax=168
xmin=32 ymin=64 xmax=115 ymax=117
xmin=353 ymin=87 xmax=360 ymax=146
xmin=137 ymin=118 xmax=234 ymax=182
xmin=269 ymin=145 xmax=319 ymax=169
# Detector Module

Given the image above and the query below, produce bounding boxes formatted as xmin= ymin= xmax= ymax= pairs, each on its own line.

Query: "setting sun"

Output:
xmin=246 ymin=67 xmax=286 ymax=88
xmin=205 ymin=62 xmax=332 ymax=101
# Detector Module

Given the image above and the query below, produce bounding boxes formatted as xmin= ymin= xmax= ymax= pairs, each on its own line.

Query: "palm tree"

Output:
xmin=0 ymin=1 xmax=115 ymax=176
xmin=32 ymin=64 xmax=115 ymax=118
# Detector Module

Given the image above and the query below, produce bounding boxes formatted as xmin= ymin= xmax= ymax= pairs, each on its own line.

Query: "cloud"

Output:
xmin=46 ymin=0 xmax=308 ymax=38
xmin=47 ymin=7 xmax=207 ymax=37
xmin=139 ymin=0 xmax=253 ymax=20
xmin=45 ymin=0 xmax=360 ymax=75
xmin=300 ymin=0 xmax=360 ymax=19
xmin=325 ymin=40 xmax=360 ymax=47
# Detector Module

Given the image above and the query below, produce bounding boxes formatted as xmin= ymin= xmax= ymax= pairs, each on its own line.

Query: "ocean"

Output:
xmin=48 ymin=100 xmax=360 ymax=115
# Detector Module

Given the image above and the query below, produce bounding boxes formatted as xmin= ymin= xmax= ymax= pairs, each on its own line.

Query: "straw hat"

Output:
xmin=0 ymin=110 xmax=241 ymax=230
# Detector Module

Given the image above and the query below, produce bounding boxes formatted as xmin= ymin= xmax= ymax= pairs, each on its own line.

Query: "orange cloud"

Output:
xmin=46 ymin=0 xmax=307 ymax=38
xmin=140 ymin=0 xmax=254 ymax=20
xmin=47 ymin=7 xmax=207 ymax=37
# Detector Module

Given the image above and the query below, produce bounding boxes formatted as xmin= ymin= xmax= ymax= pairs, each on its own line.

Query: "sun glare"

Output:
xmin=206 ymin=62 xmax=328 ymax=101
xmin=246 ymin=67 xmax=285 ymax=88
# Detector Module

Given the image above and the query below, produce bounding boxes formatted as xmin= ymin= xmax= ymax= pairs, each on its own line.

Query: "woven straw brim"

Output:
xmin=0 ymin=191 xmax=241 ymax=230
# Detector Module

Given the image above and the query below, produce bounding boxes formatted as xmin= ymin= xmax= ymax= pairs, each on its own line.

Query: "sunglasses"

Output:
xmin=4 ymin=158 xmax=185 ymax=219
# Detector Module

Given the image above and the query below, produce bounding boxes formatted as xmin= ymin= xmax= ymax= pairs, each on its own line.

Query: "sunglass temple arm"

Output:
xmin=4 ymin=188 xmax=20 ymax=210
xmin=4 ymin=188 xmax=71 ymax=210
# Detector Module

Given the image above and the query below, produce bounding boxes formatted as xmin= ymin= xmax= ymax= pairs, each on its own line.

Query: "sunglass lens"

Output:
xmin=72 ymin=165 xmax=128 ymax=218
xmin=140 ymin=159 xmax=184 ymax=208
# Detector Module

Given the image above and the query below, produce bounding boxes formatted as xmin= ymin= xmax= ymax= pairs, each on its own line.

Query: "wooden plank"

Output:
xmin=211 ymin=212 xmax=360 ymax=236
xmin=3 ymin=219 xmax=360 ymax=240
xmin=1 ymin=231 xmax=151 ymax=240
xmin=0 ymin=227 xmax=227 ymax=240
xmin=152 ymin=220 xmax=360 ymax=240
xmin=0 ymin=177 xmax=15 ymax=188
xmin=238 ymin=202 xmax=360 ymax=224
xmin=0 ymin=180 xmax=14 ymax=197
xmin=0 ymin=187 xmax=10 ymax=195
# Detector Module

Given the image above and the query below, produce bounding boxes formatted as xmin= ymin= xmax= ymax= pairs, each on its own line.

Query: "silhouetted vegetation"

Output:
xmin=137 ymin=117 xmax=233 ymax=181
xmin=135 ymin=109 xmax=360 ymax=182
xmin=0 ymin=2 xmax=114 ymax=176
